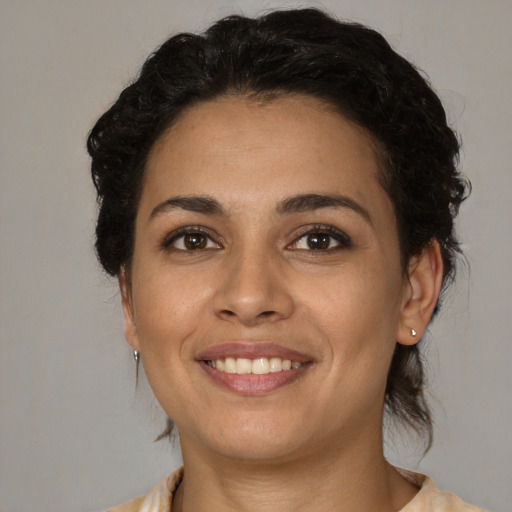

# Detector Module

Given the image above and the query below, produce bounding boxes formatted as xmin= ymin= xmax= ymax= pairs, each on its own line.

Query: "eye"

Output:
xmin=163 ymin=228 xmax=221 ymax=251
xmin=289 ymin=226 xmax=352 ymax=252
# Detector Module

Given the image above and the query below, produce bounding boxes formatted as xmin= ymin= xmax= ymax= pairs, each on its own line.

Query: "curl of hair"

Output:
xmin=88 ymin=8 xmax=470 ymax=448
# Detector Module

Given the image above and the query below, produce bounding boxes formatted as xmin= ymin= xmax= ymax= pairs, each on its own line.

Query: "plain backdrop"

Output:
xmin=1 ymin=1 xmax=511 ymax=511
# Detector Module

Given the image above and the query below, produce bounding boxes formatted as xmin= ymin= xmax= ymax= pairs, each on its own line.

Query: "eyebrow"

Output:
xmin=149 ymin=196 xmax=225 ymax=220
xmin=149 ymin=193 xmax=371 ymax=224
xmin=276 ymin=193 xmax=372 ymax=224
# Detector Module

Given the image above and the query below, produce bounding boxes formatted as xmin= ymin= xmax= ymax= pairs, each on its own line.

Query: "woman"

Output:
xmin=88 ymin=8 xmax=485 ymax=512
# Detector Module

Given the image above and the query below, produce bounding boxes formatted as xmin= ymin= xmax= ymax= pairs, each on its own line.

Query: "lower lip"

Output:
xmin=199 ymin=361 xmax=310 ymax=395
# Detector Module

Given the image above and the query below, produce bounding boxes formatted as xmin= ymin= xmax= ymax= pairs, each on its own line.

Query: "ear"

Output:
xmin=119 ymin=268 xmax=140 ymax=351
xmin=397 ymin=240 xmax=444 ymax=346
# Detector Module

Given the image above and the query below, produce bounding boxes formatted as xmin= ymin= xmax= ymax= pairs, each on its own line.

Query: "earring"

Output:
xmin=411 ymin=329 xmax=417 ymax=337
xmin=133 ymin=350 xmax=140 ymax=385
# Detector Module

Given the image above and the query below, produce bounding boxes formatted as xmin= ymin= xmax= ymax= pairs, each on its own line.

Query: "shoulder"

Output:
xmin=107 ymin=495 xmax=145 ymax=512
xmin=107 ymin=467 xmax=183 ymax=512
xmin=106 ymin=466 xmax=487 ymax=512
xmin=397 ymin=468 xmax=488 ymax=512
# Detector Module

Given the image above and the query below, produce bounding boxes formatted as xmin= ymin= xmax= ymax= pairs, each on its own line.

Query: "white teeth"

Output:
xmin=237 ymin=358 xmax=252 ymax=374
xmin=269 ymin=357 xmax=282 ymax=372
xmin=252 ymin=357 xmax=270 ymax=374
xmin=224 ymin=357 xmax=237 ymax=373
xmin=207 ymin=357 xmax=303 ymax=375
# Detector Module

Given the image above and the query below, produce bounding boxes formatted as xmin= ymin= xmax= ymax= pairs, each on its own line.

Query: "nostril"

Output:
xmin=217 ymin=308 xmax=280 ymax=324
xmin=213 ymin=276 xmax=294 ymax=324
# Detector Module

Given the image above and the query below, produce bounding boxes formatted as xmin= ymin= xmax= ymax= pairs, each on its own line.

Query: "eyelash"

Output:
xmin=160 ymin=224 xmax=352 ymax=253
xmin=288 ymin=225 xmax=352 ymax=252
xmin=161 ymin=226 xmax=221 ymax=252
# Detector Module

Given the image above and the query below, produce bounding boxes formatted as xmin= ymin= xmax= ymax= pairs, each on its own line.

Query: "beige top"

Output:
xmin=107 ymin=467 xmax=487 ymax=512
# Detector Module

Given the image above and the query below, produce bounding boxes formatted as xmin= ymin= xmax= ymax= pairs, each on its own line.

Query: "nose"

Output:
xmin=212 ymin=247 xmax=294 ymax=326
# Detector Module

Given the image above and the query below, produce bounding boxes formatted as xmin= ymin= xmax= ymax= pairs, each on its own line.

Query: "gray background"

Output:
xmin=1 ymin=1 xmax=510 ymax=511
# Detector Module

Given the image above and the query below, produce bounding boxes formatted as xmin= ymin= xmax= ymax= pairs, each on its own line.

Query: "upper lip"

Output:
xmin=195 ymin=342 xmax=313 ymax=363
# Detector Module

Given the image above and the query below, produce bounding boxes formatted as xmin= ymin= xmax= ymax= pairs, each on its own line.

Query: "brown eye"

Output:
xmin=306 ymin=233 xmax=330 ymax=250
xmin=183 ymin=233 xmax=207 ymax=250
xmin=166 ymin=229 xmax=221 ymax=251
xmin=289 ymin=226 xmax=352 ymax=252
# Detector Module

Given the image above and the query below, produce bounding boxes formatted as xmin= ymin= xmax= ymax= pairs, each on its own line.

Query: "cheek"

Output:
xmin=295 ymin=263 xmax=402 ymax=362
xmin=304 ymin=265 xmax=400 ymax=324
xmin=130 ymin=271 xmax=211 ymax=418
xmin=131 ymin=268 xmax=212 ymax=355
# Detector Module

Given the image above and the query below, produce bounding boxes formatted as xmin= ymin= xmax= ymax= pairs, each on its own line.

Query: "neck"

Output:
xmin=173 ymin=430 xmax=418 ymax=512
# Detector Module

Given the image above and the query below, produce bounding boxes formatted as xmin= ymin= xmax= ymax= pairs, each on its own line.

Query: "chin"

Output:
xmin=213 ymin=432 xmax=307 ymax=462
xmin=182 ymin=409 xmax=327 ymax=462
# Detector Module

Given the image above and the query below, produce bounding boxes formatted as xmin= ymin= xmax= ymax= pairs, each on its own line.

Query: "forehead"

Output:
xmin=141 ymin=94 xmax=390 ymax=220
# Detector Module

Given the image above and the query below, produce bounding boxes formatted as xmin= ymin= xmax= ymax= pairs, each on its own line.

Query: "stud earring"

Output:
xmin=133 ymin=350 xmax=140 ymax=385
xmin=411 ymin=329 xmax=417 ymax=337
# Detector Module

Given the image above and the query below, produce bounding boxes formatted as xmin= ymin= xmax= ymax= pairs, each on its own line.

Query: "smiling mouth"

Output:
xmin=204 ymin=357 xmax=303 ymax=375
xmin=196 ymin=342 xmax=313 ymax=395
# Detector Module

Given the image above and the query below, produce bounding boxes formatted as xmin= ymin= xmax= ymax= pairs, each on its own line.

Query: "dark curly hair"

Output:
xmin=88 ymin=8 xmax=469 ymax=449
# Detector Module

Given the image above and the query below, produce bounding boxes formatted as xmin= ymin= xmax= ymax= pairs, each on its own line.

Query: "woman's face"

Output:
xmin=121 ymin=95 xmax=416 ymax=461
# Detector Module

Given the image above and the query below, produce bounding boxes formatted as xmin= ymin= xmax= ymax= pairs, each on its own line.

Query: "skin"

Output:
xmin=120 ymin=95 xmax=443 ymax=512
